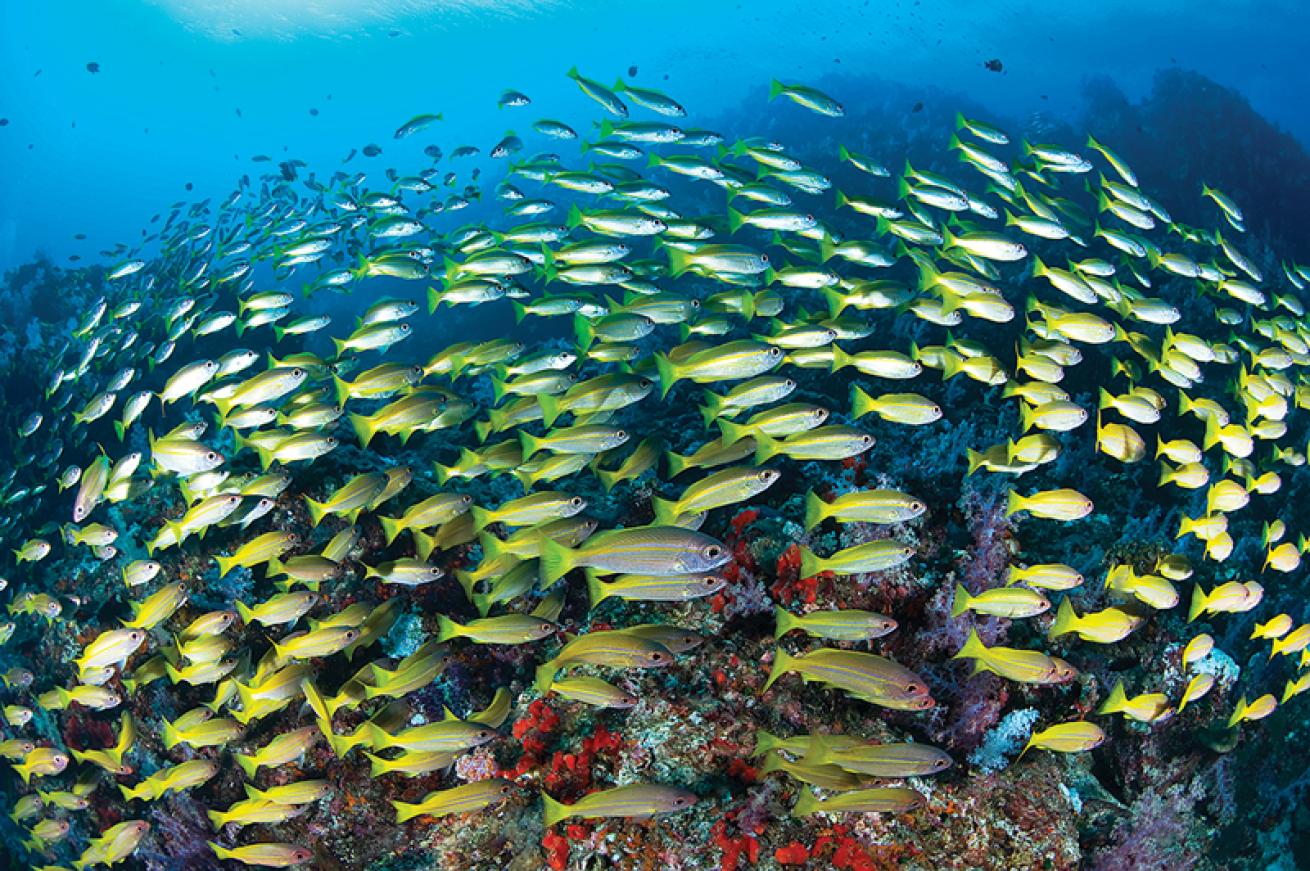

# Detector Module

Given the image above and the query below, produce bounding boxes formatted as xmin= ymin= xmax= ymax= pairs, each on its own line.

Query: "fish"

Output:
xmin=792 ymin=786 xmax=924 ymax=815
xmin=542 ymin=783 xmax=696 ymax=826
xmin=392 ymin=779 xmax=515 ymax=822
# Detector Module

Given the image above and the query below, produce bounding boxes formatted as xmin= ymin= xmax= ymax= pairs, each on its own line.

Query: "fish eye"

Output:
xmin=500 ymin=785 xmax=513 ymax=795
xmin=570 ymin=497 xmax=584 ymax=507
xmin=650 ymin=652 xmax=666 ymax=662
xmin=760 ymin=253 xmax=769 ymax=263
xmin=705 ymin=545 xmax=722 ymax=559
xmin=908 ymin=683 xmax=923 ymax=694
xmin=768 ymin=347 xmax=782 ymax=357
xmin=401 ymin=324 xmax=412 ymax=333
xmin=862 ymin=436 xmax=874 ymax=445
xmin=292 ymin=368 xmax=305 ymax=378
xmin=206 ymin=452 xmax=219 ymax=462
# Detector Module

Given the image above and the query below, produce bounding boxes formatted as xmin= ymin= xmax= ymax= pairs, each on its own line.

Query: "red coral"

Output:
xmin=775 ymin=841 xmax=810 ymax=865
xmin=506 ymin=699 xmax=561 ymax=778
xmin=543 ymin=830 xmax=569 ymax=870
xmin=712 ymin=812 xmax=761 ymax=871
xmin=771 ymin=545 xmax=819 ymax=604
xmin=543 ymin=726 xmax=625 ymax=798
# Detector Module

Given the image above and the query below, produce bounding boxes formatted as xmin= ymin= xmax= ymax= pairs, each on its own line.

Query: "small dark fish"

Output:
xmin=232 ymin=28 xmax=241 ymax=36
xmin=912 ymin=101 xmax=924 ymax=112
xmin=252 ymin=154 xmax=270 ymax=162
xmin=74 ymin=233 xmax=86 ymax=239
xmin=86 ymin=62 xmax=100 ymax=73
xmin=628 ymin=65 xmax=638 ymax=77
xmin=0 ymin=118 xmax=8 ymax=127
xmin=389 ymin=29 xmax=400 ymax=37
xmin=984 ymin=58 xmax=1003 ymax=72
xmin=69 ymin=255 xmax=81 ymax=262
xmin=309 ymin=108 xmax=319 ymax=116
xmin=424 ymin=145 xmax=442 ymax=160
xmin=343 ymin=148 xmax=357 ymax=163
xmin=451 ymin=145 xmax=479 ymax=159
xmin=363 ymin=144 xmax=383 ymax=157
xmin=185 ymin=182 xmax=193 ymax=191
xmin=235 ymin=108 xmax=243 ymax=117
xmin=33 ymin=69 xmax=41 ymax=77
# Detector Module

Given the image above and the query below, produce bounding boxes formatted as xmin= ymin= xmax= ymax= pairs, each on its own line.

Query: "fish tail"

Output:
xmin=233 ymin=600 xmax=255 ymax=625
xmin=965 ymin=448 xmax=987 ymax=477
xmin=653 ymin=353 xmax=679 ymax=399
xmin=802 ymin=491 xmax=828 ymax=532
xmin=541 ymin=792 xmax=570 ymax=828
xmin=954 ymin=628 xmax=986 ymax=661
xmin=699 ymin=391 xmax=724 ymax=427
xmin=796 ymin=546 xmax=822 ymax=579
xmin=234 ymin=753 xmax=258 ymax=780
xmin=571 ymin=314 xmax=595 ymax=351
xmin=364 ymin=751 xmax=390 ymax=777
xmin=1187 ymin=584 xmax=1208 ymax=623
xmin=762 ymin=647 xmax=795 ymax=693
xmin=378 ymin=515 xmax=404 ymax=546
xmin=207 ymin=841 xmax=232 ymax=861
xmin=161 ymin=719 xmax=182 ymax=750
xmin=413 ymin=529 xmax=436 ymax=562
xmin=751 ymin=729 xmax=781 ymax=758
xmin=950 ymin=584 xmax=972 ymax=618
xmin=792 ymin=787 xmax=819 ymax=817
xmin=393 ymin=799 xmax=423 ymax=824
xmin=651 ymin=496 xmax=679 ymax=525
xmin=1099 ymin=681 xmax=1128 ymax=715
xmin=828 ymin=344 xmax=851 ymax=374
xmin=822 ymin=286 xmax=846 ymax=318
xmin=304 ymin=497 xmax=328 ymax=528
xmin=665 ymin=450 xmax=690 ymax=478
xmin=585 ymin=569 xmax=609 ymax=609
xmin=772 ymin=605 xmax=797 ymax=640
xmin=849 ymin=385 xmax=875 ymax=420
xmin=1226 ymin=696 xmax=1248 ymax=729
xmin=752 ymin=432 xmax=781 ymax=465
xmin=538 ymin=392 xmax=562 ymax=428
xmin=534 ymin=661 xmax=559 ymax=695
xmin=666 ymin=246 xmax=692 ymax=278
xmin=518 ymin=430 xmax=542 ymax=462
xmin=726 ymin=207 xmax=745 ymax=234
xmin=538 ymin=536 xmax=577 ymax=587
xmin=768 ymin=79 xmax=784 ymax=101
xmin=716 ymin=417 xmax=750 ymax=447
xmin=1050 ymin=598 xmax=1078 ymax=638
xmin=1004 ymin=490 xmax=1024 ymax=517
xmin=436 ymin=614 xmax=463 ymax=642
xmin=468 ymin=505 xmax=493 ymax=532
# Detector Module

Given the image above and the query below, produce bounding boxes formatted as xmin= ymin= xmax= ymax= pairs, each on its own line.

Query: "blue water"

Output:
xmin=3 ymin=0 xmax=1310 ymax=271
xmin=4 ymin=4 xmax=1310 ymax=870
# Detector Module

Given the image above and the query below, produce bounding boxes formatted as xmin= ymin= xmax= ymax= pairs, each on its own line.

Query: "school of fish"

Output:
xmin=0 ymin=67 xmax=1308 ymax=868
